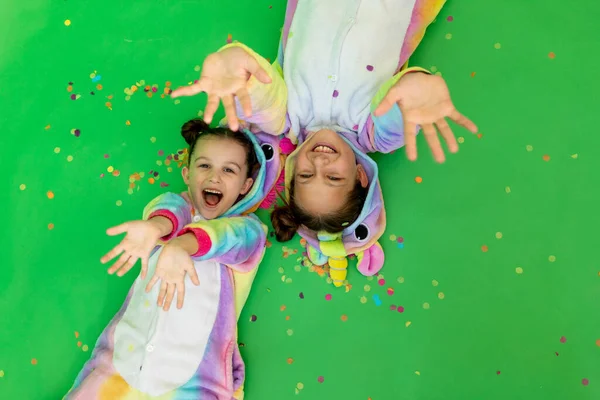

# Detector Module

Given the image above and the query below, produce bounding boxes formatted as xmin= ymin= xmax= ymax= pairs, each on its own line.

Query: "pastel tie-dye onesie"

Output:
xmin=227 ymin=0 xmax=446 ymax=284
xmin=65 ymin=130 xmax=284 ymax=400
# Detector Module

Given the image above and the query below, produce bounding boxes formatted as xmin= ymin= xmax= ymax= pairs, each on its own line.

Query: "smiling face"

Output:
xmin=293 ymin=129 xmax=368 ymax=216
xmin=182 ymin=136 xmax=254 ymax=220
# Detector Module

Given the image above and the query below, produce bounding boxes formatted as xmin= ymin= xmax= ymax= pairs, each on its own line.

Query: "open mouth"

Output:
xmin=202 ymin=189 xmax=223 ymax=207
xmin=312 ymin=143 xmax=337 ymax=154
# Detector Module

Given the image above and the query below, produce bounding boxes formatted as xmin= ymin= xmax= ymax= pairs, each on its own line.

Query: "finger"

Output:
xmin=449 ymin=109 xmax=478 ymax=134
xmin=373 ymin=93 xmax=397 ymax=117
xmin=106 ymin=222 xmax=128 ymax=236
xmin=435 ymin=118 xmax=459 ymax=154
xmin=157 ymin=281 xmax=168 ymax=306
xmin=246 ymin=58 xmax=272 ymax=84
xmin=203 ymin=94 xmax=220 ymax=124
xmin=176 ymin=283 xmax=185 ymax=309
xmin=404 ymin=122 xmax=419 ymax=161
xmin=145 ymin=275 xmax=160 ymax=292
xmin=187 ymin=265 xmax=200 ymax=286
xmin=100 ymin=244 xmax=124 ymax=264
xmin=222 ymin=95 xmax=239 ymax=131
xmin=235 ymin=89 xmax=253 ymax=118
xmin=107 ymin=252 xmax=131 ymax=275
xmin=170 ymin=81 xmax=207 ymax=98
xmin=140 ymin=257 xmax=149 ymax=280
xmin=422 ymin=124 xmax=445 ymax=163
xmin=163 ymin=284 xmax=176 ymax=312
xmin=116 ymin=256 xmax=138 ymax=277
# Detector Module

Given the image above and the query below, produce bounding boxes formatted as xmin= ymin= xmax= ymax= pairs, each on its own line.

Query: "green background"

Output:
xmin=1 ymin=0 xmax=599 ymax=399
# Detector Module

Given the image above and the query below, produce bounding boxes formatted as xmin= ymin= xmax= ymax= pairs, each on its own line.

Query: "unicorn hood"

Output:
xmin=284 ymin=135 xmax=386 ymax=283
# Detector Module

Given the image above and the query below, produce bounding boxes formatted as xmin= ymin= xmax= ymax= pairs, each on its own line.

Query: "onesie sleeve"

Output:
xmin=178 ymin=215 xmax=267 ymax=272
xmin=218 ymin=42 xmax=288 ymax=135
xmin=357 ymin=67 xmax=431 ymax=154
xmin=142 ymin=192 xmax=192 ymax=241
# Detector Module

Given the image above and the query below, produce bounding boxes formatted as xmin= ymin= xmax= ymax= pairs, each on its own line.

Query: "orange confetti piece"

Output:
xmin=165 ymin=81 xmax=172 ymax=87
xmin=596 ymin=338 xmax=600 ymax=347
xmin=112 ymin=170 xmax=120 ymax=177
xmin=148 ymin=177 xmax=155 ymax=184
xmin=280 ymin=305 xmax=286 ymax=312
xmin=287 ymin=358 xmax=294 ymax=364
xmin=341 ymin=315 xmax=348 ymax=322
xmin=543 ymin=154 xmax=550 ymax=161
xmin=147 ymin=92 xmax=153 ymax=98
xmin=481 ymin=245 xmax=489 ymax=252
xmin=285 ymin=316 xmax=290 ymax=321
xmin=227 ymin=33 xmax=233 ymax=43
xmin=470 ymin=72 xmax=476 ymax=78
xmin=96 ymin=84 xmax=103 ymax=90
xmin=45 ymin=125 xmax=51 ymax=130
xmin=48 ymin=223 xmax=54 ymax=230
xmin=414 ymin=176 xmax=423 ymax=184
xmin=47 ymin=191 xmax=55 ymax=199
xmin=125 ymin=120 xmax=131 ymax=126
xmin=74 ymin=331 xmax=79 ymax=338
xmin=77 ymin=341 xmax=82 ymax=347
xmin=105 ymin=101 xmax=112 ymax=108
xmin=160 ymin=94 xmax=165 ymax=99
xmin=548 ymin=52 xmax=556 ymax=59
xmin=131 ymin=85 xmax=138 ymax=93
xmin=477 ymin=133 xmax=483 ymax=139
xmin=31 ymin=359 xmax=38 ymax=365
xmin=67 ymin=85 xmax=73 ymax=92
xmin=107 ymin=95 xmax=113 ymax=99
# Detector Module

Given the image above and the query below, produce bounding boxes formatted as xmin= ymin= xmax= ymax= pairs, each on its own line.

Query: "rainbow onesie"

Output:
xmin=227 ymin=0 xmax=446 ymax=286
xmin=64 ymin=129 xmax=284 ymax=400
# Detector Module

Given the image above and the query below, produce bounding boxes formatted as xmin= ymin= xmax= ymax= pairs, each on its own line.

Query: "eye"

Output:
xmin=223 ymin=167 xmax=235 ymax=174
xmin=261 ymin=143 xmax=274 ymax=161
xmin=299 ymin=174 xmax=313 ymax=179
xmin=328 ymin=176 xmax=341 ymax=181
xmin=354 ymin=224 xmax=369 ymax=241
xmin=198 ymin=163 xmax=210 ymax=169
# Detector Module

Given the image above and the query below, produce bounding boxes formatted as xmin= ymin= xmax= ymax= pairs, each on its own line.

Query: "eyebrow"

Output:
xmin=195 ymin=156 xmax=242 ymax=170
xmin=296 ymin=175 xmax=345 ymax=188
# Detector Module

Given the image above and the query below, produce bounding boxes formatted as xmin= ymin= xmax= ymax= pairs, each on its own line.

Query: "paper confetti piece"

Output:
xmin=360 ymin=296 xmax=367 ymax=304
xmin=549 ymin=255 xmax=556 ymax=262
xmin=543 ymin=154 xmax=551 ymax=162
xmin=47 ymin=191 xmax=54 ymax=199
xmin=31 ymin=359 xmax=37 ymax=365
xmin=19 ymin=184 xmax=26 ymax=191
xmin=405 ymin=321 xmax=412 ymax=327
xmin=526 ymin=145 xmax=533 ymax=152
xmin=560 ymin=336 xmax=567 ymax=343
xmin=116 ymin=200 xmax=123 ymax=206
xmin=445 ymin=33 xmax=452 ymax=39
xmin=387 ymin=287 xmax=394 ymax=296
xmin=286 ymin=329 xmax=294 ymax=336
xmin=296 ymin=382 xmax=304 ymax=390
xmin=505 ymin=186 xmax=511 ymax=193
xmin=372 ymin=294 xmax=382 ymax=306
xmin=325 ymin=294 xmax=332 ymax=301
xmin=595 ymin=339 xmax=600 ymax=347
xmin=481 ymin=245 xmax=489 ymax=252
xmin=495 ymin=232 xmax=503 ymax=239
xmin=432 ymin=279 xmax=439 ymax=287
xmin=397 ymin=306 xmax=405 ymax=313
xmin=423 ymin=302 xmax=430 ymax=310
xmin=0 ymin=370 xmax=4 ymax=378
xmin=77 ymin=341 xmax=82 ymax=347
xmin=64 ymin=19 xmax=71 ymax=26
xmin=438 ymin=292 xmax=445 ymax=300
xmin=457 ymin=136 xmax=464 ymax=144
xmin=317 ymin=376 xmax=324 ymax=383
xmin=287 ymin=358 xmax=294 ymax=364
xmin=415 ymin=371 xmax=421 ymax=376
xmin=447 ymin=15 xmax=454 ymax=21
xmin=82 ymin=344 xmax=89 ymax=352
xmin=341 ymin=315 xmax=348 ymax=322
xmin=48 ymin=223 xmax=54 ymax=230
xmin=494 ymin=43 xmax=501 ymax=49
xmin=378 ymin=279 xmax=385 ymax=286
xmin=571 ymin=154 xmax=578 ymax=159
xmin=497 ymin=371 xmax=501 ymax=375
xmin=515 ymin=267 xmax=523 ymax=274
xmin=415 ymin=176 xmax=423 ymax=184
xmin=548 ymin=52 xmax=556 ymax=59
xmin=398 ymin=276 xmax=405 ymax=283
xmin=250 ymin=315 xmax=257 ymax=322
xmin=582 ymin=378 xmax=589 ymax=386
xmin=471 ymin=72 xmax=476 ymax=78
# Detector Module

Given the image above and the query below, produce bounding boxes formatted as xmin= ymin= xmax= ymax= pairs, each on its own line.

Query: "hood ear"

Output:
xmin=357 ymin=164 xmax=369 ymax=188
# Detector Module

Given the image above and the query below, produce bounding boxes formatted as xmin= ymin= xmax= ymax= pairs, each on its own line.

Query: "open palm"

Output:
xmin=171 ymin=47 xmax=271 ymax=131
xmin=374 ymin=73 xmax=478 ymax=163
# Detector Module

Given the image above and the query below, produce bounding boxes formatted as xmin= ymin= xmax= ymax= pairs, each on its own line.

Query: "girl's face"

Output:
xmin=182 ymin=137 xmax=254 ymax=219
xmin=293 ymin=129 xmax=368 ymax=215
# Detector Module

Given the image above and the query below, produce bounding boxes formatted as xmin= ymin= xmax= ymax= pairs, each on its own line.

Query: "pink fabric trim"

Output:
xmin=178 ymin=227 xmax=212 ymax=258
xmin=148 ymin=210 xmax=178 ymax=241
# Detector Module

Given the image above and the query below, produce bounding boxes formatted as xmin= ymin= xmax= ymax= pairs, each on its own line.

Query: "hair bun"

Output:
xmin=271 ymin=205 xmax=299 ymax=242
xmin=181 ymin=118 xmax=210 ymax=145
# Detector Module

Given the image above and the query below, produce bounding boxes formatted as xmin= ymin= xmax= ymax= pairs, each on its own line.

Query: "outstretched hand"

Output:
xmin=373 ymin=72 xmax=478 ymax=163
xmin=171 ymin=46 xmax=271 ymax=131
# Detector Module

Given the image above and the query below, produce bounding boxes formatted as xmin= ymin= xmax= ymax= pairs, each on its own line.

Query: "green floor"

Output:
xmin=2 ymin=0 xmax=600 ymax=399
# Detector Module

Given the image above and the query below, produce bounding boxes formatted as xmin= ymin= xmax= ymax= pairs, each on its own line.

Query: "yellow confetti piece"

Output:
xmin=150 ymin=137 xmax=156 ymax=143
xmin=405 ymin=321 xmax=412 ymax=327
xmin=457 ymin=136 xmax=464 ymax=144
xmin=549 ymin=255 xmax=556 ymax=262
xmin=377 ymin=273 xmax=385 ymax=280
xmin=571 ymin=154 xmax=578 ymax=159
xmin=297 ymin=383 xmax=304 ymax=390
xmin=194 ymin=65 xmax=201 ymax=72
xmin=423 ymin=302 xmax=430 ymax=310
xmin=116 ymin=200 xmax=123 ymax=206
xmin=197 ymin=110 xmax=204 ymax=117
xmin=19 ymin=184 xmax=26 ymax=191
xmin=128 ymin=344 xmax=134 ymax=352
xmin=495 ymin=232 xmax=503 ymax=239
xmin=430 ymin=66 xmax=438 ymax=72
xmin=432 ymin=279 xmax=439 ymax=287
xmin=360 ymin=296 xmax=367 ymax=304
xmin=107 ymin=166 xmax=114 ymax=173
xmin=64 ymin=19 xmax=71 ymax=26
xmin=363 ymin=284 xmax=371 ymax=292
xmin=174 ymin=99 xmax=181 ymax=105
xmin=82 ymin=344 xmax=89 ymax=352
xmin=445 ymin=33 xmax=452 ymax=39
xmin=285 ymin=278 xmax=292 ymax=284
xmin=54 ymin=147 xmax=61 ymax=154
xmin=127 ymin=188 xmax=134 ymax=195
xmin=367 ymin=276 xmax=374 ymax=281
xmin=0 ymin=370 xmax=4 ymax=377
xmin=125 ymin=120 xmax=131 ymax=126
xmin=515 ymin=267 xmax=523 ymax=274
xmin=398 ymin=276 xmax=405 ymax=283
xmin=434 ymin=71 xmax=443 ymax=77
xmin=415 ymin=371 xmax=421 ymax=376
xmin=526 ymin=145 xmax=533 ymax=152
xmin=505 ymin=186 xmax=511 ymax=194
xmin=286 ymin=329 xmax=294 ymax=336
xmin=281 ymin=275 xmax=286 ymax=282
xmin=389 ymin=234 xmax=397 ymax=241
xmin=278 ymin=267 xmax=284 ymax=274
xmin=438 ymin=292 xmax=445 ymax=300
xmin=48 ymin=223 xmax=54 ymax=230
xmin=494 ymin=42 xmax=501 ymax=49
xmin=67 ymin=155 xmax=74 ymax=162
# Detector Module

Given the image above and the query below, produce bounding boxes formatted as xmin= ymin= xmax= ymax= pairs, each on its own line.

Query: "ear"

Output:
xmin=181 ymin=166 xmax=190 ymax=185
xmin=356 ymin=164 xmax=369 ymax=188
xmin=240 ymin=177 xmax=254 ymax=195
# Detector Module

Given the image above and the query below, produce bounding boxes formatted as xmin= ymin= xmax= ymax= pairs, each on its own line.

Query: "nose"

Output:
xmin=308 ymin=153 xmax=332 ymax=166
xmin=208 ymin=170 xmax=221 ymax=183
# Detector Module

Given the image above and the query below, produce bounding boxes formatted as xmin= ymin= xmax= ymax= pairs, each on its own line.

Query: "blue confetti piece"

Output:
xmin=397 ymin=243 xmax=404 ymax=249
xmin=92 ymin=75 xmax=102 ymax=82
xmin=373 ymin=294 xmax=382 ymax=306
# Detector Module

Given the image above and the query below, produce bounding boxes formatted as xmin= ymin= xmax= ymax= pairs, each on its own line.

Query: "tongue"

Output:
xmin=205 ymin=193 xmax=220 ymax=206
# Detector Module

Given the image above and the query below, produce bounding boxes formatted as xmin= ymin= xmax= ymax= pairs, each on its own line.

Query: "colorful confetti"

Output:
xmin=325 ymin=294 xmax=332 ymax=301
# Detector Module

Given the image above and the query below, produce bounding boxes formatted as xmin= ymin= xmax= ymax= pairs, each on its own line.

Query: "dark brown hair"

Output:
xmin=181 ymin=118 xmax=259 ymax=178
xmin=270 ymin=179 xmax=368 ymax=242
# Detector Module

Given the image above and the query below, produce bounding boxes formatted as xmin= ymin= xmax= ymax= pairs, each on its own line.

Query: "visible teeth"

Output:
xmin=314 ymin=145 xmax=335 ymax=153
xmin=204 ymin=189 xmax=222 ymax=195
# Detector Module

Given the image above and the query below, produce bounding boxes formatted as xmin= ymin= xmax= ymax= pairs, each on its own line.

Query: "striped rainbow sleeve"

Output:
xmin=143 ymin=192 xmax=192 ymax=241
